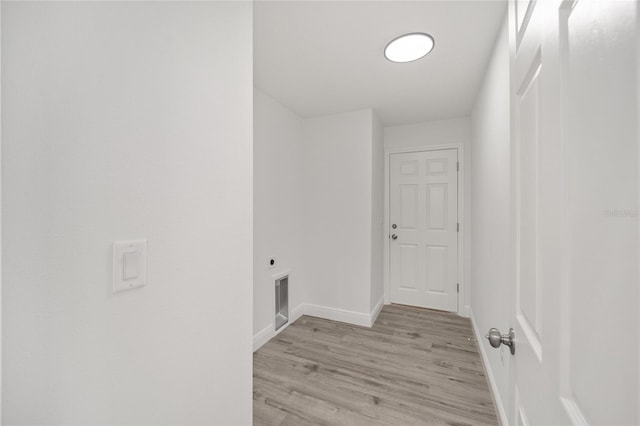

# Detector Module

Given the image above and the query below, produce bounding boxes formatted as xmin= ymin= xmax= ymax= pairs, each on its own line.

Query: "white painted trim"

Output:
xmin=299 ymin=300 xmax=384 ymax=328
xmin=637 ymin=3 xmax=640 ymax=420
xmin=0 ymin=5 xmax=4 ymax=417
xmin=463 ymin=304 xmax=471 ymax=318
xmin=303 ymin=303 xmax=371 ymax=327
xmin=253 ymin=302 xmax=306 ymax=352
xmin=560 ymin=397 xmax=588 ymax=426
xmin=470 ymin=309 xmax=508 ymax=426
xmin=383 ymin=149 xmax=391 ymax=305
xmin=253 ymin=299 xmax=387 ymax=351
xmin=253 ymin=324 xmax=274 ymax=352
xmin=383 ymin=142 xmax=466 ymax=316
xmin=290 ymin=303 xmax=305 ymax=322
xmin=385 ymin=144 xmax=463 ymax=155
xmin=506 ymin=3 xmax=518 ymax=424
xmin=272 ymin=269 xmax=290 ymax=281
xmin=370 ymin=296 xmax=385 ymax=326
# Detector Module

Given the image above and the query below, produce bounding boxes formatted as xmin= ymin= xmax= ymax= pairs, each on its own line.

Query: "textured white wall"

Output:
xmin=637 ymin=5 xmax=640 ymax=419
xmin=253 ymin=89 xmax=305 ymax=337
xmin=469 ymin=18 xmax=510 ymax=421
xmin=2 ymin=2 xmax=253 ymax=424
xmin=384 ymin=117 xmax=472 ymax=313
xmin=370 ymin=112 xmax=385 ymax=310
xmin=384 ymin=118 xmax=471 ymax=150
xmin=302 ymin=110 xmax=374 ymax=315
xmin=0 ymin=3 xmax=3 ymax=421
xmin=562 ymin=2 xmax=638 ymax=422
xmin=253 ymin=97 xmax=383 ymax=338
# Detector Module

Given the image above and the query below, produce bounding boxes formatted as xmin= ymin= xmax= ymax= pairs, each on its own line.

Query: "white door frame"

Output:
xmin=383 ymin=143 xmax=465 ymax=316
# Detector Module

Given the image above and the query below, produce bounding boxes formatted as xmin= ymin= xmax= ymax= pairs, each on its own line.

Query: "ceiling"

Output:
xmin=254 ymin=1 xmax=507 ymax=126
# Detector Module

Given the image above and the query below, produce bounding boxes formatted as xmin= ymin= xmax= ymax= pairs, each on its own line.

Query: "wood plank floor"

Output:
xmin=253 ymin=304 xmax=498 ymax=426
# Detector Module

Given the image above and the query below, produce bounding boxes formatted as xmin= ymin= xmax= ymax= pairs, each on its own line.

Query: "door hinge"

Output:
xmin=457 ymin=283 xmax=460 ymax=293
xmin=457 ymin=161 xmax=459 ymax=172
xmin=457 ymin=223 xmax=459 ymax=232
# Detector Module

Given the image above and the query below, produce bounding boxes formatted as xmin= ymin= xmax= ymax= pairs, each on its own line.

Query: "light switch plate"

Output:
xmin=123 ymin=252 xmax=140 ymax=280
xmin=113 ymin=240 xmax=147 ymax=293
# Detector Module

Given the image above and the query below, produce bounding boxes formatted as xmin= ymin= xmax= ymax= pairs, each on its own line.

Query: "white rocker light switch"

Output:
xmin=123 ymin=251 xmax=140 ymax=280
xmin=113 ymin=240 xmax=147 ymax=293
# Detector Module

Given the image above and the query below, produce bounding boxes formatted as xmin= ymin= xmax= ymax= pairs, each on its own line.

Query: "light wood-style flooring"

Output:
xmin=253 ymin=304 xmax=498 ymax=426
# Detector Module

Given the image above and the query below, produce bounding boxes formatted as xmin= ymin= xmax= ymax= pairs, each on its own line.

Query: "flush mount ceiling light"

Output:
xmin=384 ymin=33 xmax=435 ymax=63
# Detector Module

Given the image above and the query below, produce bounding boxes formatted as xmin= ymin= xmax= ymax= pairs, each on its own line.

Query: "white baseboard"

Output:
xmin=253 ymin=299 xmax=388 ymax=352
xmin=253 ymin=303 xmax=306 ymax=352
xmin=253 ymin=324 xmax=274 ymax=352
xmin=302 ymin=303 xmax=371 ymax=327
xmin=253 ymin=300 xmax=386 ymax=352
xmin=461 ymin=304 xmax=471 ymax=318
xmin=469 ymin=308 xmax=508 ymax=426
xmin=290 ymin=303 xmax=305 ymax=323
xmin=370 ymin=296 xmax=385 ymax=326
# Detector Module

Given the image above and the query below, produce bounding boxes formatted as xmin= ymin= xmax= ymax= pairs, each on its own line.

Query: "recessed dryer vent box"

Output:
xmin=275 ymin=275 xmax=289 ymax=331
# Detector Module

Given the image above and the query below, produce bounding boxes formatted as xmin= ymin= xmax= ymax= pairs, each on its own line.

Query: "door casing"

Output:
xmin=383 ymin=143 xmax=466 ymax=316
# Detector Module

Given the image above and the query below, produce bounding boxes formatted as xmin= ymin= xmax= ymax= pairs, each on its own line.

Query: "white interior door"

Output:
xmin=389 ymin=149 xmax=458 ymax=312
xmin=508 ymin=0 xmax=638 ymax=424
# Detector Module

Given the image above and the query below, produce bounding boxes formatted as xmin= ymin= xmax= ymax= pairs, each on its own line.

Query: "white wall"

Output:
xmin=253 ymin=100 xmax=383 ymax=338
xmin=0 ymin=4 xmax=4 ymax=420
xmin=302 ymin=110 xmax=374 ymax=315
xmin=2 ymin=3 xmax=253 ymax=424
xmin=469 ymin=18 xmax=510 ymax=422
xmin=562 ymin=2 xmax=638 ymax=422
xmin=253 ymin=89 xmax=304 ymax=342
xmin=370 ymin=112 xmax=384 ymax=311
xmin=637 ymin=5 xmax=640 ymax=419
xmin=384 ymin=118 xmax=471 ymax=150
xmin=384 ymin=117 xmax=472 ymax=313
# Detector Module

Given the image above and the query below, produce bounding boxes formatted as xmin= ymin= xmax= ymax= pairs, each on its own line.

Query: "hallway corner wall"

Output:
xmin=253 ymin=88 xmax=305 ymax=347
xmin=469 ymin=15 xmax=510 ymax=424
xmin=371 ymin=111 xmax=385 ymax=313
xmin=301 ymin=109 xmax=375 ymax=316
xmin=2 ymin=3 xmax=253 ymax=424
xmin=253 ymin=97 xmax=382 ymax=345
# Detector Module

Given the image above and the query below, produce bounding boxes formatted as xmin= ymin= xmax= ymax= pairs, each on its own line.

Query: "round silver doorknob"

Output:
xmin=486 ymin=328 xmax=502 ymax=348
xmin=391 ymin=234 xmax=398 ymax=240
xmin=485 ymin=327 xmax=516 ymax=355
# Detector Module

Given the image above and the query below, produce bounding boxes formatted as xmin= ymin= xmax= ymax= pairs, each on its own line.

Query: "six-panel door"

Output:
xmin=389 ymin=149 xmax=458 ymax=312
xmin=510 ymin=0 xmax=638 ymax=424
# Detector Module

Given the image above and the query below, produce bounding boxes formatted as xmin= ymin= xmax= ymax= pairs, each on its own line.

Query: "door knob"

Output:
xmin=391 ymin=234 xmax=398 ymax=240
xmin=485 ymin=328 xmax=515 ymax=355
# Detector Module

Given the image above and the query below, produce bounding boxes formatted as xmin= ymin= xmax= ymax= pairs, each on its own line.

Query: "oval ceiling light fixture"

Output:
xmin=384 ymin=32 xmax=435 ymax=63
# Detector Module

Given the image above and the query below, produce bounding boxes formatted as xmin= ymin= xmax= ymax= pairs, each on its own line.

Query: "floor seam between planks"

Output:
xmin=253 ymin=304 xmax=499 ymax=426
